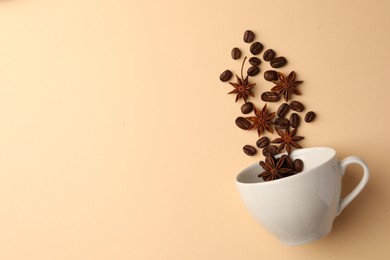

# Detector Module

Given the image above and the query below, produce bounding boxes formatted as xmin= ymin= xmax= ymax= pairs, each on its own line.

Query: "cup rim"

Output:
xmin=236 ymin=147 xmax=336 ymax=185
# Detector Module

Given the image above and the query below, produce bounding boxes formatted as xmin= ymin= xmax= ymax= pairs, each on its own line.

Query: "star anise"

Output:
xmin=271 ymin=128 xmax=304 ymax=155
xmin=246 ymin=104 xmax=275 ymax=136
xmin=228 ymin=57 xmax=255 ymax=102
xmin=271 ymin=71 xmax=303 ymax=102
xmin=258 ymin=155 xmax=292 ymax=181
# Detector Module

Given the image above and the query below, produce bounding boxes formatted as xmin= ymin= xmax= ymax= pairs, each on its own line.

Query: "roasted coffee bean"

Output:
xmin=277 ymin=103 xmax=290 ymax=118
xmin=247 ymin=66 xmax=260 ymax=76
xmin=243 ymin=145 xmax=257 ymax=156
xmin=250 ymin=42 xmax=263 ymax=55
xmin=263 ymin=49 xmax=276 ymax=61
xmin=235 ymin=117 xmax=251 ymax=130
xmin=241 ymin=102 xmax=254 ymax=114
xmin=275 ymin=117 xmax=290 ymax=129
xmin=305 ymin=111 xmax=316 ymax=122
xmin=243 ymin=30 xmax=255 ymax=43
xmin=256 ymin=136 xmax=270 ymax=148
xmin=219 ymin=70 xmax=233 ymax=82
xmin=281 ymin=154 xmax=294 ymax=169
xmin=290 ymin=101 xmax=305 ymax=112
xmin=249 ymin=57 xmax=261 ymax=66
xmin=261 ymin=91 xmax=280 ymax=102
xmin=262 ymin=145 xmax=278 ymax=157
xmin=290 ymin=113 xmax=300 ymax=128
xmin=270 ymin=56 xmax=287 ymax=68
xmin=293 ymin=159 xmax=304 ymax=172
xmin=231 ymin=47 xmax=241 ymax=60
xmin=264 ymin=70 xmax=278 ymax=81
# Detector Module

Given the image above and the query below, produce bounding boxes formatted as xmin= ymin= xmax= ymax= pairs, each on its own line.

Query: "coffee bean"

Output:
xmin=270 ymin=56 xmax=287 ymax=68
xmin=235 ymin=117 xmax=251 ymax=130
xmin=305 ymin=111 xmax=316 ymax=122
xmin=250 ymin=42 xmax=263 ymax=55
xmin=247 ymin=66 xmax=260 ymax=76
xmin=290 ymin=113 xmax=300 ymax=128
xmin=256 ymin=137 xmax=270 ymax=148
xmin=243 ymin=30 xmax=255 ymax=43
xmin=290 ymin=101 xmax=305 ymax=112
xmin=293 ymin=159 xmax=304 ymax=172
xmin=263 ymin=49 xmax=276 ymax=61
xmin=275 ymin=117 xmax=290 ymax=129
xmin=231 ymin=47 xmax=241 ymax=60
xmin=261 ymin=91 xmax=280 ymax=102
xmin=277 ymin=103 xmax=290 ymax=118
xmin=264 ymin=70 xmax=278 ymax=81
xmin=262 ymin=145 xmax=279 ymax=157
xmin=281 ymin=154 xmax=294 ymax=169
xmin=243 ymin=145 xmax=257 ymax=156
xmin=249 ymin=57 xmax=261 ymax=66
xmin=241 ymin=102 xmax=254 ymax=114
xmin=219 ymin=70 xmax=233 ymax=82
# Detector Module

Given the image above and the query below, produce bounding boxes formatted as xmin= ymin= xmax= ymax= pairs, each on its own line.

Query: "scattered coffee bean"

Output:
xmin=250 ymin=42 xmax=264 ymax=55
xmin=247 ymin=66 xmax=260 ymax=76
xmin=293 ymin=159 xmax=304 ymax=172
xmin=261 ymin=91 xmax=280 ymax=102
xmin=219 ymin=70 xmax=233 ymax=82
xmin=263 ymin=49 xmax=276 ymax=61
xmin=243 ymin=30 xmax=255 ymax=43
xmin=249 ymin=57 xmax=261 ymax=66
xmin=290 ymin=101 xmax=305 ymax=112
xmin=243 ymin=145 xmax=257 ymax=156
xmin=305 ymin=111 xmax=316 ymax=122
xmin=264 ymin=70 xmax=278 ymax=81
xmin=270 ymin=56 xmax=287 ymax=68
xmin=241 ymin=102 xmax=254 ymax=114
xmin=231 ymin=47 xmax=241 ymax=60
xmin=275 ymin=117 xmax=290 ymax=129
xmin=290 ymin=113 xmax=300 ymax=128
xmin=277 ymin=103 xmax=290 ymax=118
xmin=262 ymin=145 xmax=279 ymax=157
xmin=235 ymin=117 xmax=251 ymax=130
xmin=256 ymin=136 xmax=270 ymax=148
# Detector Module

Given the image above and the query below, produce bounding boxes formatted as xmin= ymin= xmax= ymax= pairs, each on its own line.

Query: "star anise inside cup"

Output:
xmin=258 ymin=155 xmax=294 ymax=181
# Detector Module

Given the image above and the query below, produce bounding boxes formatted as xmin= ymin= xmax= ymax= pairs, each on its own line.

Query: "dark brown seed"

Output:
xmin=243 ymin=145 xmax=257 ymax=156
xmin=263 ymin=49 xmax=276 ymax=61
xmin=277 ymin=103 xmax=290 ymax=118
xmin=231 ymin=47 xmax=241 ymax=60
xmin=249 ymin=57 xmax=261 ymax=66
xmin=256 ymin=137 xmax=270 ymax=148
xmin=247 ymin=66 xmax=260 ymax=76
xmin=243 ymin=30 xmax=255 ymax=43
xmin=261 ymin=91 xmax=280 ymax=102
xmin=250 ymin=42 xmax=263 ymax=55
xmin=262 ymin=145 xmax=278 ymax=157
xmin=264 ymin=70 xmax=278 ymax=81
xmin=270 ymin=56 xmax=287 ymax=68
xmin=281 ymin=154 xmax=294 ymax=169
xmin=275 ymin=117 xmax=290 ymax=129
xmin=293 ymin=159 xmax=304 ymax=172
xmin=241 ymin=102 xmax=254 ymax=114
xmin=305 ymin=111 xmax=316 ymax=122
xmin=235 ymin=117 xmax=251 ymax=130
xmin=290 ymin=101 xmax=305 ymax=112
xmin=219 ymin=70 xmax=233 ymax=82
xmin=290 ymin=113 xmax=300 ymax=128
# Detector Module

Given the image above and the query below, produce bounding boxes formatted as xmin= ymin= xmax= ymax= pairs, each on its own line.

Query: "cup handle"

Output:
xmin=337 ymin=156 xmax=370 ymax=216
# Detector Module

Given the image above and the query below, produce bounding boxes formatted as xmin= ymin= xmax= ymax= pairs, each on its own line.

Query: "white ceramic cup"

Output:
xmin=236 ymin=147 xmax=369 ymax=245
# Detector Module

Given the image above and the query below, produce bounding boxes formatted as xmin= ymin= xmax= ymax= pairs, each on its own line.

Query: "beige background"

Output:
xmin=0 ymin=0 xmax=389 ymax=259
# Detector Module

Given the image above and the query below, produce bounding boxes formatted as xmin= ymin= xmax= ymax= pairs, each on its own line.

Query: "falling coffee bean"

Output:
xmin=243 ymin=30 xmax=255 ymax=43
xmin=277 ymin=103 xmax=290 ymax=118
xmin=305 ymin=111 xmax=316 ymax=122
xmin=243 ymin=145 xmax=257 ymax=156
xmin=275 ymin=117 xmax=290 ymax=129
xmin=231 ymin=47 xmax=241 ymax=60
xmin=250 ymin=42 xmax=263 ymax=55
xmin=290 ymin=101 xmax=305 ymax=112
xmin=293 ymin=159 xmax=304 ymax=172
xmin=247 ymin=66 xmax=260 ymax=76
xmin=249 ymin=57 xmax=261 ymax=66
xmin=241 ymin=102 xmax=254 ymax=114
xmin=270 ymin=56 xmax=287 ymax=68
xmin=263 ymin=49 xmax=276 ymax=61
xmin=290 ymin=113 xmax=300 ymax=128
xmin=261 ymin=91 xmax=280 ymax=102
xmin=219 ymin=70 xmax=233 ymax=82
xmin=262 ymin=145 xmax=279 ymax=157
xmin=264 ymin=70 xmax=279 ymax=81
xmin=256 ymin=136 xmax=270 ymax=148
xmin=235 ymin=117 xmax=251 ymax=130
